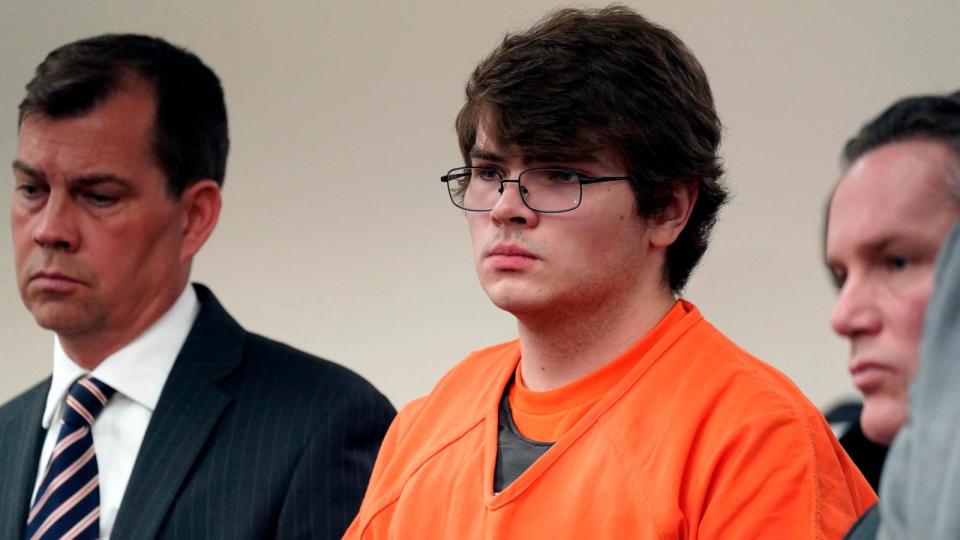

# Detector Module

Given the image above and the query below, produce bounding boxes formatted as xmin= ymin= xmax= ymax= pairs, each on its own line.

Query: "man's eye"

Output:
xmin=829 ymin=268 xmax=846 ymax=290
xmin=886 ymin=255 xmax=910 ymax=270
xmin=16 ymin=184 xmax=46 ymax=199
xmin=83 ymin=192 xmax=118 ymax=207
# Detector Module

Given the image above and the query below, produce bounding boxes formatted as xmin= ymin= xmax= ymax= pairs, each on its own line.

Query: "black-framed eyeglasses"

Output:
xmin=440 ymin=166 xmax=631 ymax=213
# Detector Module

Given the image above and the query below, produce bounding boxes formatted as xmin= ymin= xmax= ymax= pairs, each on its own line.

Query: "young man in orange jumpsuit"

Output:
xmin=347 ymin=6 xmax=875 ymax=538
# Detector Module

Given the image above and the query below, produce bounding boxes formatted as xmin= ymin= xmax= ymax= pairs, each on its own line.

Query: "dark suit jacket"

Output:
xmin=0 ymin=284 xmax=395 ymax=539
xmin=844 ymin=504 xmax=880 ymax=540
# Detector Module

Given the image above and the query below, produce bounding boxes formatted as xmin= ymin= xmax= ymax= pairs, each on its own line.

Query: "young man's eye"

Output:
xmin=474 ymin=167 xmax=501 ymax=181
xmin=546 ymin=169 xmax=579 ymax=183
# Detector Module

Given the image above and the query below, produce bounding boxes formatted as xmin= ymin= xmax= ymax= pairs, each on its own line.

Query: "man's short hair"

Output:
xmin=842 ymin=90 xmax=960 ymax=199
xmin=455 ymin=5 xmax=727 ymax=293
xmin=18 ymin=33 xmax=229 ymax=196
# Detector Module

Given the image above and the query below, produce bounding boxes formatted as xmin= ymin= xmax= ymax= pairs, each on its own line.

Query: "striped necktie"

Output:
xmin=26 ymin=376 xmax=116 ymax=540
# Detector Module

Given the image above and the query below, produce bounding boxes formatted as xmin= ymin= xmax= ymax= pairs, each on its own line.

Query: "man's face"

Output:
xmin=826 ymin=139 xmax=960 ymax=445
xmin=465 ymin=123 xmax=659 ymax=319
xmin=11 ymin=80 xmax=191 ymax=349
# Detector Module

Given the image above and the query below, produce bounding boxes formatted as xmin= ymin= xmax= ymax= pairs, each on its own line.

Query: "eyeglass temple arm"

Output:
xmin=440 ymin=172 xmax=472 ymax=183
xmin=579 ymin=175 xmax=632 ymax=185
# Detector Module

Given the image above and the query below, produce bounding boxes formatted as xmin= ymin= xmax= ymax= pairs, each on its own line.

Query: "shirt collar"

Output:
xmin=42 ymin=285 xmax=200 ymax=429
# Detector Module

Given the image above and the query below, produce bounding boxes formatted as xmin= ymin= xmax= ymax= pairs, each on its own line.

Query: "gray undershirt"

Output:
xmin=494 ymin=386 xmax=554 ymax=492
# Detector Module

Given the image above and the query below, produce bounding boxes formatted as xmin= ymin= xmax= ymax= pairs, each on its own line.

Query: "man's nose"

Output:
xmin=830 ymin=275 xmax=881 ymax=338
xmin=33 ymin=193 xmax=80 ymax=252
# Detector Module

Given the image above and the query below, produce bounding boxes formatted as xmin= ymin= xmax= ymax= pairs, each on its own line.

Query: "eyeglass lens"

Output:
xmin=448 ymin=167 xmax=582 ymax=212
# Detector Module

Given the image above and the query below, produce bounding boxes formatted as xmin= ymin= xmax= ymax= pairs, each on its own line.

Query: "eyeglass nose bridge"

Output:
xmin=495 ymin=178 xmax=529 ymax=198
xmin=493 ymin=178 xmax=535 ymax=212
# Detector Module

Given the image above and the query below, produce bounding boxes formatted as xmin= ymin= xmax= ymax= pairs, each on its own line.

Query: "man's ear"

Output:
xmin=649 ymin=182 xmax=698 ymax=248
xmin=178 ymin=179 xmax=221 ymax=264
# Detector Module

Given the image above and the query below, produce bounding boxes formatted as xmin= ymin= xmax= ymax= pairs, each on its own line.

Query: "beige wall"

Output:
xmin=2 ymin=1 xmax=958 ymax=410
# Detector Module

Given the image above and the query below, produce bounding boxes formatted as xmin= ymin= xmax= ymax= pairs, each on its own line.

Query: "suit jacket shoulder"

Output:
xmin=241 ymin=329 xmax=392 ymax=418
xmin=0 ymin=377 xmax=49 ymax=422
xmin=112 ymin=284 xmax=396 ymax=539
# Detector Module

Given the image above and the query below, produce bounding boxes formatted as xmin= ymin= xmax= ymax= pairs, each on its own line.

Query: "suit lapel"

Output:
xmin=111 ymin=285 xmax=245 ymax=539
xmin=0 ymin=380 xmax=49 ymax=539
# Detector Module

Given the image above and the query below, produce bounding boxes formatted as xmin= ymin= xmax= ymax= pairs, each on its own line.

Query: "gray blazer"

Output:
xmin=876 ymin=221 xmax=960 ymax=539
xmin=0 ymin=284 xmax=395 ymax=539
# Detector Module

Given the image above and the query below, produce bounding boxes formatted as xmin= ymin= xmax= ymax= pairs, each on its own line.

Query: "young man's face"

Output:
xmin=826 ymin=138 xmax=960 ymax=445
xmin=465 ymin=123 xmax=661 ymax=320
xmin=11 ymin=79 xmax=191 ymax=347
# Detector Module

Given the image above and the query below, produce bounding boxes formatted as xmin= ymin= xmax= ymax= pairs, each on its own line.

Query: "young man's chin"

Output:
xmin=485 ymin=286 xmax=549 ymax=316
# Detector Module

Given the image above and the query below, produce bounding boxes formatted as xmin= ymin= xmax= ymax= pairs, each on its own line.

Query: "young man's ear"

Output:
xmin=650 ymin=182 xmax=698 ymax=248
xmin=178 ymin=179 xmax=222 ymax=264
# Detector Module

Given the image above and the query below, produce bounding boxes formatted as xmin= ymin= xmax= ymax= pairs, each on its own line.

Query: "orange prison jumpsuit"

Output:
xmin=346 ymin=301 xmax=875 ymax=539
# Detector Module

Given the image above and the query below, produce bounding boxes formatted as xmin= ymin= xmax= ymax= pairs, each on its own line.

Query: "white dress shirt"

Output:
xmin=32 ymin=285 xmax=199 ymax=539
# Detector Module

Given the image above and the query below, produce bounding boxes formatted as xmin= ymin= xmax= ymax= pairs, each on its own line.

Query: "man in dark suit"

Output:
xmin=0 ymin=34 xmax=394 ymax=539
xmin=824 ymin=90 xmax=960 ymax=539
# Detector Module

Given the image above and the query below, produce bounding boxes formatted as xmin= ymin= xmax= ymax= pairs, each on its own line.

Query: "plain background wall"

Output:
xmin=1 ymin=1 xmax=958 ymax=410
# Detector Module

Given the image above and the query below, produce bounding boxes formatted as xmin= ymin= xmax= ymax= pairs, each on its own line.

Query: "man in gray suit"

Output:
xmin=824 ymin=90 xmax=960 ymax=538
xmin=0 ymin=34 xmax=394 ymax=539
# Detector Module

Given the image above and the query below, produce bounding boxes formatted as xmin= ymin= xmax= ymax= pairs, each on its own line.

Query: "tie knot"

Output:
xmin=62 ymin=376 xmax=116 ymax=427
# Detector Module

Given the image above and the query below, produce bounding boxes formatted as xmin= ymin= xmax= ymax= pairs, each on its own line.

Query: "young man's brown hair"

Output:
xmin=455 ymin=5 xmax=727 ymax=292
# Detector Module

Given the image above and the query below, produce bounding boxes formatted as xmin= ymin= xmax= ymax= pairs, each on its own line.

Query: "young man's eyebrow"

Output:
xmin=524 ymin=153 xmax=600 ymax=166
xmin=469 ymin=148 xmax=504 ymax=162
xmin=469 ymin=148 xmax=602 ymax=167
